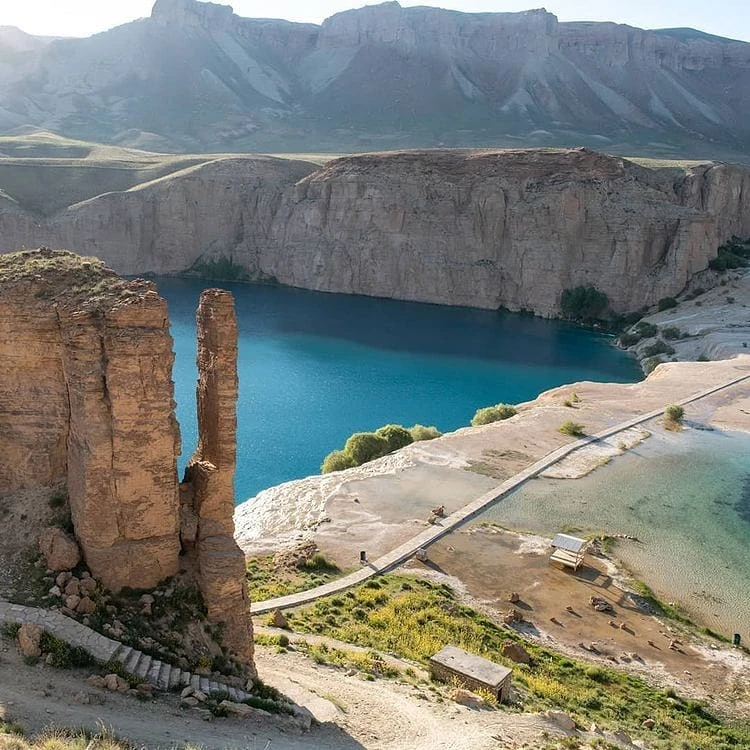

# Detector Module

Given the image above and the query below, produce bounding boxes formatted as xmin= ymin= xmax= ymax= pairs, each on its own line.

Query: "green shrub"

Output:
xmin=644 ymin=356 xmax=664 ymax=373
xmin=662 ymin=326 xmax=683 ymax=340
xmin=559 ymin=420 xmax=585 ymax=437
xmin=634 ymin=321 xmax=658 ymax=338
xmin=664 ymin=404 xmax=685 ymax=424
xmin=471 ymin=403 xmax=517 ymax=426
xmin=39 ymin=632 xmax=94 ymax=668
xmin=658 ymin=296 xmax=678 ymax=311
xmin=1 ymin=622 xmax=21 ymax=639
xmin=560 ymin=286 xmax=609 ymax=322
xmin=642 ymin=339 xmax=675 ymax=357
xmin=708 ymin=241 xmax=750 ymax=272
xmin=300 ymin=553 xmax=340 ymax=574
xmin=324 ymin=421 xmax=441 ymax=473
xmin=408 ymin=424 xmax=442 ymax=441
xmin=618 ymin=332 xmax=640 ymax=347
xmin=321 ymin=449 xmax=356 ymax=473
xmin=375 ymin=424 xmax=414 ymax=452
xmin=344 ymin=432 xmax=390 ymax=465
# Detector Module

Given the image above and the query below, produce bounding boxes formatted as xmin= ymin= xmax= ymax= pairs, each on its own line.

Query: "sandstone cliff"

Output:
xmin=0 ymin=249 xmax=181 ymax=590
xmin=0 ymin=249 xmax=254 ymax=669
xmin=0 ymin=1 xmax=748 ymax=155
xmin=2 ymin=149 xmax=749 ymax=316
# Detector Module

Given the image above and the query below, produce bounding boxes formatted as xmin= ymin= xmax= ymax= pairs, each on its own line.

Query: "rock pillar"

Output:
xmin=183 ymin=289 xmax=255 ymax=671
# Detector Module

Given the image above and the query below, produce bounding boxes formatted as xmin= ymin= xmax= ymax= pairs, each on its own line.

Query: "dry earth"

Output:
xmin=0 ymin=633 xmax=571 ymax=750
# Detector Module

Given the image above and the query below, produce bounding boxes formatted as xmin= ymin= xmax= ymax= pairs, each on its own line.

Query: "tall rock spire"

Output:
xmin=182 ymin=289 xmax=255 ymax=671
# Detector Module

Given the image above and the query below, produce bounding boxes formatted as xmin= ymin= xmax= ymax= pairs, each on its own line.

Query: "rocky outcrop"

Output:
xmin=0 ymin=250 xmax=181 ymax=591
xmin=0 ymin=249 xmax=254 ymax=670
xmin=0 ymin=2 xmax=748 ymax=154
xmin=181 ymin=290 xmax=255 ymax=669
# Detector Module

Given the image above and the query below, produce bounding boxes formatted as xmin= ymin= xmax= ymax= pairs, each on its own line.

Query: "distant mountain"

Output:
xmin=0 ymin=0 xmax=748 ymax=157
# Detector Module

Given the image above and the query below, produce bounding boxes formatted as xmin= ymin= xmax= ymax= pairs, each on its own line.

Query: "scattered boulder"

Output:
xmin=220 ymin=700 xmax=257 ymax=718
xmin=48 ymin=585 xmax=61 ymax=597
xmin=39 ymin=528 xmax=81 ymax=572
xmin=79 ymin=577 xmax=97 ymax=596
xmin=431 ymin=505 xmax=445 ymax=517
xmin=181 ymin=685 xmax=195 ymax=699
xmin=65 ymin=594 xmax=81 ymax=611
xmin=271 ymin=609 xmax=288 ymax=629
xmin=181 ymin=696 xmax=200 ymax=708
xmin=87 ymin=675 xmax=107 ymax=689
xmin=292 ymin=705 xmax=314 ymax=731
xmin=17 ymin=623 xmax=42 ymax=658
xmin=642 ymin=718 xmax=656 ymax=729
xmin=546 ymin=710 xmax=575 ymax=731
xmin=503 ymin=609 xmax=523 ymax=624
xmin=502 ymin=640 xmax=531 ymax=664
xmin=103 ymin=674 xmax=129 ymax=692
xmin=64 ymin=578 xmax=81 ymax=597
xmin=450 ymin=688 xmax=488 ymax=709
xmin=507 ymin=592 xmax=520 ymax=603
xmin=55 ymin=571 xmax=71 ymax=588
xmin=76 ymin=596 xmax=96 ymax=615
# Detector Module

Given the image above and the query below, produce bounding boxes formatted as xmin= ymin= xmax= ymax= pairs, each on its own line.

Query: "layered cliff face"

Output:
xmin=0 ymin=249 xmax=181 ymax=590
xmin=4 ymin=148 xmax=748 ymax=317
xmin=0 ymin=1 xmax=748 ymax=154
xmin=0 ymin=250 xmax=254 ymax=668
xmin=181 ymin=290 xmax=255 ymax=669
xmin=260 ymin=149 xmax=750 ymax=315
xmin=0 ymin=156 xmax=318 ymax=276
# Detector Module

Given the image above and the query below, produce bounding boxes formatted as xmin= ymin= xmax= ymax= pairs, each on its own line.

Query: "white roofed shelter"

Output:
xmin=550 ymin=533 xmax=588 ymax=571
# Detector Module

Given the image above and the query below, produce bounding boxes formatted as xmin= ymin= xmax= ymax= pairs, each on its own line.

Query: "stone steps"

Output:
xmin=0 ymin=601 xmax=252 ymax=703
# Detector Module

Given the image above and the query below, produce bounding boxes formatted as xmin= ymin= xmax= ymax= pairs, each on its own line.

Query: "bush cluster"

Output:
xmin=321 ymin=423 xmax=441 ymax=473
xmin=560 ymin=286 xmax=609 ymax=323
xmin=471 ymin=403 xmax=517 ymax=426
xmin=657 ymin=296 xmax=678 ymax=311
xmin=708 ymin=237 xmax=750 ymax=272
xmin=642 ymin=339 xmax=675 ymax=358
xmin=559 ymin=420 xmax=585 ymax=437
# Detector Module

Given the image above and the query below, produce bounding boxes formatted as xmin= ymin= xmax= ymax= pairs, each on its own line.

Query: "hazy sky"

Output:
xmin=1 ymin=1 xmax=748 ymax=42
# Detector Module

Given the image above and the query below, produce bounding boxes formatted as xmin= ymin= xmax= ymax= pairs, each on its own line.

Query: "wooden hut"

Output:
xmin=429 ymin=645 xmax=512 ymax=702
xmin=550 ymin=533 xmax=587 ymax=570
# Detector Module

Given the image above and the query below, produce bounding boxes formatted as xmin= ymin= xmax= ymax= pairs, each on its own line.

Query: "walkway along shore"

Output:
xmin=250 ymin=370 xmax=750 ymax=614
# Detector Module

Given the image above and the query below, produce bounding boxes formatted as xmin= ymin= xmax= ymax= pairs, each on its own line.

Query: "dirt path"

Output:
xmin=0 ymin=635 xmax=564 ymax=750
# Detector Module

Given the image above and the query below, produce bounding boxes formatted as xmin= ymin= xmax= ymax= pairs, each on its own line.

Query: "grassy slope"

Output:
xmin=282 ymin=574 xmax=750 ymax=750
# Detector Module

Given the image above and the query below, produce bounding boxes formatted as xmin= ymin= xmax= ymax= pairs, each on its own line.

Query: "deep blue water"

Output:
xmin=157 ymin=278 xmax=641 ymax=501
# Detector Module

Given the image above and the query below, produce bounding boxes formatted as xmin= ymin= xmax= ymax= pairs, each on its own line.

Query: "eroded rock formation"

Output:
xmin=181 ymin=290 xmax=255 ymax=668
xmin=0 ymin=249 xmax=181 ymax=590
xmin=0 ymin=249 xmax=254 ymax=670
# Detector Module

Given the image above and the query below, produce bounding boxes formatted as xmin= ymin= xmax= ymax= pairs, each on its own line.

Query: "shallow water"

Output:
xmin=476 ymin=428 xmax=750 ymax=641
xmin=157 ymin=277 xmax=640 ymax=500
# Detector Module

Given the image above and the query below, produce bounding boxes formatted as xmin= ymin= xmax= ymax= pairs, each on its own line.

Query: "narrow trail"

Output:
xmin=250 ymin=371 xmax=750 ymax=614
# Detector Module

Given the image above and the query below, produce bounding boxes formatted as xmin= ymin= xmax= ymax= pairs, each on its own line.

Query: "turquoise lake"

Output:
xmin=157 ymin=277 xmax=641 ymax=501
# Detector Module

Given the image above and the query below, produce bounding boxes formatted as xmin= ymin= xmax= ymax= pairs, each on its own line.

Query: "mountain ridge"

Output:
xmin=0 ymin=1 xmax=748 ymax=157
